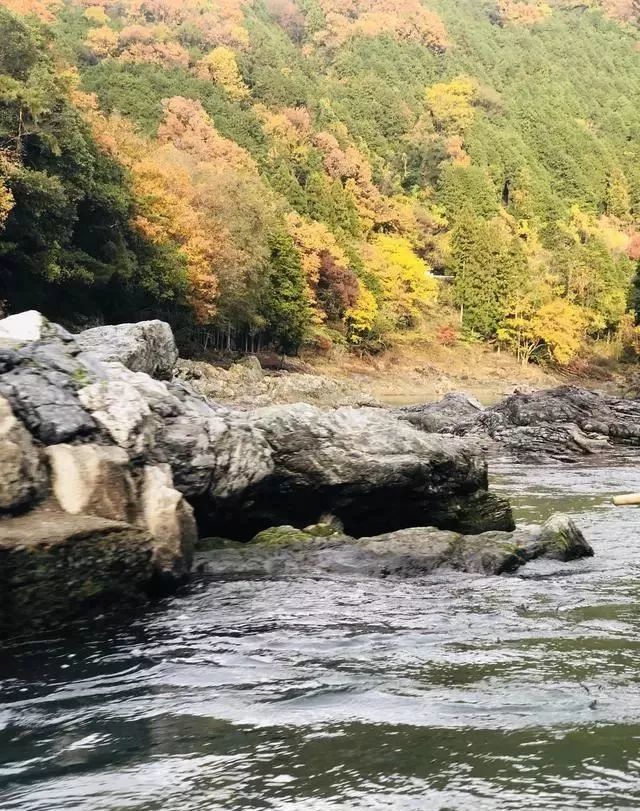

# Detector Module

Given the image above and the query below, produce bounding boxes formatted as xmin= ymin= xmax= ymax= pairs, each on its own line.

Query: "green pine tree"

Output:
xmin=262 ymin=229 xmax=311 ymax=354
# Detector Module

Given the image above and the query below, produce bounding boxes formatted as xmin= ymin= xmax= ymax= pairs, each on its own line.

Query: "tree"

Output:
xmin=450 ymin=214 xmax=526 ymax=337
xmin=605 ymin=168 xmax=631 ymax=220
xmin=530 ymin=299 xmax=587 ymax=364
xmin=85 ymin=26 xmax=118 ymax=58
xmin=345 ymin=282 xmax=381 ymax=348
xmin=262 ymin=229 xmax=311 ymax=354
xmin=197 ymin=47 xmax=249 ymax=101
xmin=426 ymin=77 xmax=477 ymax=135
xmin=366 ymin=234 xmax=438 ymax=329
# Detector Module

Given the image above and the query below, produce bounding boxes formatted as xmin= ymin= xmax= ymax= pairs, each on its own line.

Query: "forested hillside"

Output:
xmin=3 ymin=0 xmax=640 ymax=363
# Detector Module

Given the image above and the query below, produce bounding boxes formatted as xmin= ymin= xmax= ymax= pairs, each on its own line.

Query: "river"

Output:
xmin=2 ymin=457 xmax=640 ymax=810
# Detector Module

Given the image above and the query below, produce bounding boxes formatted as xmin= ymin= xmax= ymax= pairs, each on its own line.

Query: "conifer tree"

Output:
xmin=263 ymin=229 xmax=311 ymax=354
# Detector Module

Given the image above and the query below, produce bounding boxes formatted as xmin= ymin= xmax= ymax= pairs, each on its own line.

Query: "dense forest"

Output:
xmin=3 ymin=0 xmax=640 ymax=362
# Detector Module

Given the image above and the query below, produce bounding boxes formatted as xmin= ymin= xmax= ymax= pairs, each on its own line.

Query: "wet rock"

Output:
xmin=475 ymin=387 xmax=640 ymax=460
xmin=0 ymin=508 xmax=160 ymax=636
xmin=76 ymin=320 xmax=178 ymax=379
xmin=46 ymin=444 xmax=136 ymax=523
xmin=0 ymin=396 xmax=46 ymax=513
xmin=200 ymin=514 xmax=591 ymax=578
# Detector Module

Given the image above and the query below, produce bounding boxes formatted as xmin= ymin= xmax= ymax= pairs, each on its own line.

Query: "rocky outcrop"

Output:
xmin=76 ymin=320 xmax=178 ymax=379
xmin=175 ymin=357 xmax=380 ymax=408
xmin=0 ymin=311 xmax=519 ymax=633
xmin=398 ymin=392 xmax=484 ymax=434
xmin=216 ymin=403 xmax=513 ymax=538
xmin=0 ymin=313 xmax=509 ymax=540
xmin=396 ymin=386 xmax=640 ymax=461
xmin=200 ymin=514 xmax=592 ymax=578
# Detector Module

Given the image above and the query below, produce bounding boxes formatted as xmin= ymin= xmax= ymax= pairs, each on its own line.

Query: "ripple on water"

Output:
xmin=2 ymin=460 xmax=640 ymax=809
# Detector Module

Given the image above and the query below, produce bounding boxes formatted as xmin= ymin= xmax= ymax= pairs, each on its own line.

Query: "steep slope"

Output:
xmin=2 ymin=0 xmax=640 ymax=365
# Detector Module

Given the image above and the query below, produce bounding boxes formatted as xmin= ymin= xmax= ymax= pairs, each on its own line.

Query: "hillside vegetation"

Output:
xmin=3 ymin=0 xmax=640 ymax=364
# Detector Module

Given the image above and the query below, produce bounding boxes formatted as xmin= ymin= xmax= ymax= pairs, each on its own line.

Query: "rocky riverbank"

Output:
xmin=2 ymin=312 xmax=619 ymax=635
xmin=0 ymin=310 xmax=521 ymax=635
xmin=397 ymin=387 xmax=640 ymax=461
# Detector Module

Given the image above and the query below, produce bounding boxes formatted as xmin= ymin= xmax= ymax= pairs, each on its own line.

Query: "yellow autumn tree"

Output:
xmin=85 ymin=25 xmax=119 ymax=58
xmin=499 ymin=297 xmax=586 ymax=365
xmin=366 ymin=234 xmax=438 ymax=328
xmin=426 ymin=76 xmax=477 ymax=134
xmin=197 ymin=47 xmax=249 ymax=100
xmin=346 ymin=283 xmax=380 ymax=345
xmin=530 ymin=299 xmax=587 ymax=363
xmin=84 ymin=6 xmax=109 ymax=25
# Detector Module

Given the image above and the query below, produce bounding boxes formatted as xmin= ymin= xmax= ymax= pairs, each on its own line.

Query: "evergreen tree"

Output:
xmin=263 ymin=229 xmax=311 ymax=354
xmin=451 ymin=213 xmax=526 ymax=338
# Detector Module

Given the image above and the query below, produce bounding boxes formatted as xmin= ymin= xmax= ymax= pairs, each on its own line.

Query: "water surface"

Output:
xmin=2 ymin=458 xmax=640 ymax=809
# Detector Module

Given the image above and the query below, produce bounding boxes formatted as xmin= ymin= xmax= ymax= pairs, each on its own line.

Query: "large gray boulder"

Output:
xmin=200 ymin=514 xmax=592 ymax=578
xmin=76 ymin=320 xmax=178 ymax=379
xmin=225 ymin=403 xmax=513 ymax=539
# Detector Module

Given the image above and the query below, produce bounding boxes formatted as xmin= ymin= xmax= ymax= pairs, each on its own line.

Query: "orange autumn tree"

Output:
xmin=78 ymin=100 xmax=221 ymax=321
xmin=157 ymin=96 xmax=256 ymax=171
xmin=311 ymin=129 xmax=390 ymax=232
xmin=314 ymin=0 xmax=449 ymax=50
xmin=156 ymin=97 xmax=280 ymax=329
xmin=285 ymin=212 xmax=359 ymax=322
xmin=1 ymin=0 xmax=61 ymax=21
xmin=124 ymin=0 xmax=249 ymax=46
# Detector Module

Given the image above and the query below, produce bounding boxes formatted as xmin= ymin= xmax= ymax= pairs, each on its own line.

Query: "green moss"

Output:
xmin=71 ymin=366 xmax=91 ymax=387
xmin=251 ymin=526 xmax=314 ymax=547
xmin=303 ymin=523 xmax=341 ymax=538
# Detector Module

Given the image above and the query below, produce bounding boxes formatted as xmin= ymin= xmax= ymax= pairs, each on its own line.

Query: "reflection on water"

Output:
xmin=3 ymin=458 xmax=640 ymax=809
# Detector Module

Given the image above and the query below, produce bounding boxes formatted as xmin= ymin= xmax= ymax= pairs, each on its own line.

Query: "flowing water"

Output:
xmin=3 ymin=458 xmax=640 ymax=810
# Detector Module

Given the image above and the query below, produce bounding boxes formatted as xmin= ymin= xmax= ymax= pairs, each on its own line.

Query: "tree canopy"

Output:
xmin=2 ymin=0 xmax=640 ymax=360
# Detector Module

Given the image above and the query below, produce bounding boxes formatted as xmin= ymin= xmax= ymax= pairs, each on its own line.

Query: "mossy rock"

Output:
xmin=302 ymin=523 xmax=342 ymax=538
xmin=251 ymin=526 xmax=315 ymax=547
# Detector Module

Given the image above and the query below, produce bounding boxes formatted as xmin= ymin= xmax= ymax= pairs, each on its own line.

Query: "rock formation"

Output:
xmin=200 ymin=514 xmax=593 ymax=578
xmin=396 ymin=386 xmax=640 ymax=461
xmin=175 ymin=356 xmax=380 ymax=408
xmin=1 ymin=310 xmax=600 ymax=635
